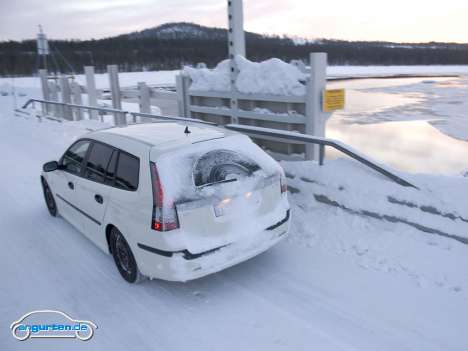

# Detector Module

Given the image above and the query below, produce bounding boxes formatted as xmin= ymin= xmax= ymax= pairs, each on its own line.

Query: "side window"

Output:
xmin=115 ymin=152 xmax=140 ymax=191
xmin=84 ymin=142 xmax=114 ymax=183
xmin=61 ymin=140 xmax=91 ymax=176
xmin=105 ymin=150 xmax=119 ymax=185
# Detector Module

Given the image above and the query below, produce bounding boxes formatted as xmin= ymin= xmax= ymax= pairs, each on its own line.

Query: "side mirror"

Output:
xmin=43 ymin=161 xmax=59 ymax=172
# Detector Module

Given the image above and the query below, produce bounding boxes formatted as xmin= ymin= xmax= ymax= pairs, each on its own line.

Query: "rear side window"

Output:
xmin=115 ymin=152 xmax=139 ymax=191
xmin=84 ymin=142 xmax=114 ymax=183
xmin=61 ymin=140 xmax=91 ymax=175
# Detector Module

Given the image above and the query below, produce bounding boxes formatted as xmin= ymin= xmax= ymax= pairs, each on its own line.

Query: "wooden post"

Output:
xmin=305 ymin=53 xmax=328 ymax=161
xmin=71 ymin=81 xmax=83 ymax=121
xmin=48 ymin=81 xmax=59 ymax=117
xmin=227 ymin=0 xmax=245 ymax=125
xmin=59 ymin=75 xmax=73 ymax=120
xmin=175 ymin=75 xmax=186 ymax=117
xmin=107 ymin=64 xmax=124 ymax=125
xmin=38 ymin=69 xmax=49 ymax=115
xmin=85 ymin=66 xmax=99 ymax=120
xmin=227 ymin=0 xmax=245 ymax=57
xmin=138 ymin=82 xmax=151 ymax=114
xmin=182 ymin=75 xmax=192 ymax=118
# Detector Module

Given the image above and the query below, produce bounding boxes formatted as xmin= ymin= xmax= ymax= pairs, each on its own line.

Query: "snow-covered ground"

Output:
xmin=3 ymin=65 xmax=468 ymax=90
xmin=1 ymin=74 xmax=468 ymax=350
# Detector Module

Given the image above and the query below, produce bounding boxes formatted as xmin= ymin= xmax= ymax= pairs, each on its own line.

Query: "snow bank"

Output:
xmin=183 ymin=56 xmax=307 ymax=96
xmin=183 ymin=59 xmax=231 ymax=92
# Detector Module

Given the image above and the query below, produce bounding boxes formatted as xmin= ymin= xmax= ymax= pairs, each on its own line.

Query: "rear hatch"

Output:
xmin=151 ymin=134 xmax=288 ymax=254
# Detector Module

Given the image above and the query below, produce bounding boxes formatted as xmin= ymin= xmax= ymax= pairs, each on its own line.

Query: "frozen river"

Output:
xmin=326 ymin=77 xmax=468 ymax=175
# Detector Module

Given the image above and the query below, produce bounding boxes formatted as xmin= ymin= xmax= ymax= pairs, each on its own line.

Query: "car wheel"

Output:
xmin=110 ymin=227 xmax=144 ymax=283
xmin=41 ymin=178 xmax=57 ymax=217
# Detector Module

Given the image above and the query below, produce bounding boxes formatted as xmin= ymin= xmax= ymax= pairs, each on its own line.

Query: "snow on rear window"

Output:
xmin=155 ymin=134 xmax=282 ymax=206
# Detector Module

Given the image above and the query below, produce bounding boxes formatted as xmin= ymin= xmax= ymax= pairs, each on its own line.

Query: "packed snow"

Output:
xmin=184 ymin=56 xmax=307 ymax=95
xmin=1 ymin=71 xmax=468 ymax=351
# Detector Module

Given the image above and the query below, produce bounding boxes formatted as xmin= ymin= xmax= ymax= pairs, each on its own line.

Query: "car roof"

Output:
xmin=87 ymin=122 xmax=236 ymax=148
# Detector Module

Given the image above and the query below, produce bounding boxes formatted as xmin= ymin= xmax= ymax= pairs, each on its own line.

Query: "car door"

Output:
xmin=53 ymin=139 xmax=92 ymax=233
xmin=74 ymin=141 xmax=116 ymax=251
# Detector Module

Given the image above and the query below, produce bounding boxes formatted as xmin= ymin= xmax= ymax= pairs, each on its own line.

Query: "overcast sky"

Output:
xmin=1 ymin=0 xmax=468 ymax=43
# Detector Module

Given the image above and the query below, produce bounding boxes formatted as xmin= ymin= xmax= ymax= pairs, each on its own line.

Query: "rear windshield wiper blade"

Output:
xmin=199 ymin=178 xmax=237 ymax=188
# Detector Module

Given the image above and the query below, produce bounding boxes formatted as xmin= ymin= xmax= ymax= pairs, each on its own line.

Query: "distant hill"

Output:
xmin=1 ymin=22 xmax=468 ymax=76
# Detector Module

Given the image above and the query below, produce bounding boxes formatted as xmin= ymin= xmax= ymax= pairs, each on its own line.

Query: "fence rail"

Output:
xmin=224 ymin=124 xmax=417 ymax=188
xmin=19 ymin=98 xmax=417 ymax=189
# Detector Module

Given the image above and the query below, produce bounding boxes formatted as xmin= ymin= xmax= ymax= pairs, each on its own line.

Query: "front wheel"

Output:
xmin=41 ymin=177 xmax=57 ymax=217
xmin=110 ymin=227 xmax=144 ymax=283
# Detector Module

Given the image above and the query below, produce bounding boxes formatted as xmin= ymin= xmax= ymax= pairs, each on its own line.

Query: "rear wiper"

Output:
xmin=199 ymin=178 xmax=237 ymax=188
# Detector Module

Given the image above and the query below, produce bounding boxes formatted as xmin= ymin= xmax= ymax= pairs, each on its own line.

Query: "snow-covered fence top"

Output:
xmin=177 ymin=53 xmax=330 ymax=161
xmin=184 ymin=56 xmax=308 ymax=96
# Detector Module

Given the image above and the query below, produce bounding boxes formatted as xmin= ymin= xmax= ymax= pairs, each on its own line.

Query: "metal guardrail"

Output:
xmin=130 ymin=111 xmax=217 ymax=126
xmin=225 ymin=124 xmax=417 ymax=188
xmin=22 ymin=99 xmax=217 ymax=126
xmin=20 ymin=98 xmax=417 ymax=189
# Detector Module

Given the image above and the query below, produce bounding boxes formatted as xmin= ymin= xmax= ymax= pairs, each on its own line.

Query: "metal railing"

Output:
xmin=22 ymin=99 xmax=216 ymax=126
xmin=224 ymin=124 xmax=417 ymax=188
xmin=20 ymin=98 xmax=417 ymax=189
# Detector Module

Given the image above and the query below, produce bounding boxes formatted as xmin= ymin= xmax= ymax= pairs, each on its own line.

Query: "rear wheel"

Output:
xmin=41 ymin=178 xmax=57 ymax=217
xmin=110 ymin=227 xmax=144 ymax=283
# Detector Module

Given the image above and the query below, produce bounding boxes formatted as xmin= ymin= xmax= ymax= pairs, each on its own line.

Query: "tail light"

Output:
xmin=280 ymin=173 xmax=287 ymax=194
xmin=150 ymin=162 xmax=179 ymax=232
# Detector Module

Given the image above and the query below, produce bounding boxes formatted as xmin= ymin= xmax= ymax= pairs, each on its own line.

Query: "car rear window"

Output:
xmin=193 ymin=149 xmax=260 ymax=187
xmin=155 ymin=134 xmax=282 ymax=205
xmin=115 ymin=152 xmax=140 ymax=191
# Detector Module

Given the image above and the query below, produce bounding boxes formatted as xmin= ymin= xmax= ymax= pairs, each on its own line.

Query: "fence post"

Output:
xmin=138 ymin=82 xmax=151 ymax=114
xmin=71 ymin=81 xmax=83 ymax=121
xmin=59 ymin=75 xmax=73 ymax=120
xmin=48 ymin=80 xmax=59 ymax=117
xmin=107 ymin=64 xmax=124 ymax=125
xmin=175 ymin=75 xmax=186 ymax=117
xmin=85 ymin=66 xmax=99 ymax=120
xmin=305 ymin=52 xmax=327 ymax=161
xmin=182 ymin=75 xmax=191 ymax=118
xmin=227 ymin=0 xmax=246 ymax=57
xmin=38 ymin=69 xmax=49 ymax=115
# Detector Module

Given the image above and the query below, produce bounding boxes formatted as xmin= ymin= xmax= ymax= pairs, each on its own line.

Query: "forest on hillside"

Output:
xmin=1 ymin=23 xmax=467 ymax=76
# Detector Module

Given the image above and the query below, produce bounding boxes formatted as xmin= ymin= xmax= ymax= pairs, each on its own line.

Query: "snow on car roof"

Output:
xmin=93 ymin=122 xmax=229 ymax=147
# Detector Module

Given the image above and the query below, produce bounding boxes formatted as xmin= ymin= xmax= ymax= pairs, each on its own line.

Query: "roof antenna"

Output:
xmin=184 ymin=126 xmax=191 ymax=135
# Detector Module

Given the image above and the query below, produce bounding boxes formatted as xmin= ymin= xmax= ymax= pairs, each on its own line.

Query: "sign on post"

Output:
xmin=322 ymin=89 xmax=345 ymax=112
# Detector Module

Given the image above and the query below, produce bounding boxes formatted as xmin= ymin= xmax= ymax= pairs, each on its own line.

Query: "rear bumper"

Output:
xmin=137 ymin=210 xmax=290 ymax=281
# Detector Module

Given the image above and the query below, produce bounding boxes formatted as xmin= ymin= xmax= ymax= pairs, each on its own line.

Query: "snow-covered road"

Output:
xmin=1 ymin=104 xmax=467 ymax=350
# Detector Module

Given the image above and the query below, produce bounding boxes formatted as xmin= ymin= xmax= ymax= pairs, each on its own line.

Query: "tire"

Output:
xmin=41 ymin=177 xmax=57 ymax=217
xmin=110 ymin=227 xmax=144 ymax=283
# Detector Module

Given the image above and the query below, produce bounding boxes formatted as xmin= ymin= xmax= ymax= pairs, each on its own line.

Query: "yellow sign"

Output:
xmin=322 ymin=89 xmax=345 ymax=112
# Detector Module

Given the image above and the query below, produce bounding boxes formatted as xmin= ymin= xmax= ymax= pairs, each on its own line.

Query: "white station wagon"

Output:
xmin=41 ymin=122 xmax=290 ymax=283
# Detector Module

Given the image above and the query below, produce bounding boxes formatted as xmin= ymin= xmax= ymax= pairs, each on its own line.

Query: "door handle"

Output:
xmin=68 ymin=182 xmax=74 ymax=190
xmin=95 ymin=194 xmax=103 ymax=204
